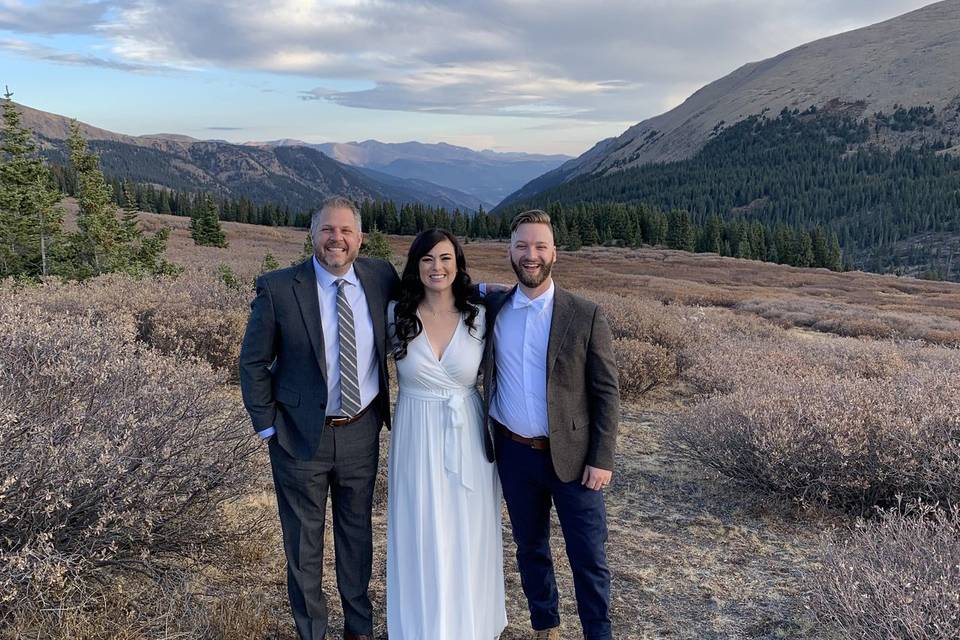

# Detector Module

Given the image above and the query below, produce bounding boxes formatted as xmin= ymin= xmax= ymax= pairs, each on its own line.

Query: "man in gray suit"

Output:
xmin=482 ymin=209 xmax=620 ymax=640
xmin=239 ymin=196 xmax=399 ymax=640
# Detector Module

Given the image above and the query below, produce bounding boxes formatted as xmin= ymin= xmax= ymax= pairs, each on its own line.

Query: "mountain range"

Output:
xmin=497 ymin=0 xmax=960 ymax=210
xmin=246 ymin=139 xmax=569 ymax=208
xmin=13 ymin=102 xmax=560 ymax=213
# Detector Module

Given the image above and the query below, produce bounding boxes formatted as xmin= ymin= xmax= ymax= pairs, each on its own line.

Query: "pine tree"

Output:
xmin=260 ymin=252 xmax=280 ymax=273
xmin=120 ymin=178 xmax=140 ymax=241
xmin=360 ymin=226 xmax=393 ymax=260
xmin=0 ymin=88 xmax=63 ymax=277
xmin=191 ymin=194 xmax=228 ymax=247
xmin=810 ymin=225 xmax=829 ymax=267
xmin=399 ymin=206 xmax=417 ymax=235
xmin=795 ymin=231 xmax=814 ymax=267
xmin=566 ymin=225 xmax=582 ymax=251
xmin=827 ymin=232 xmax=843 ymax=272
xmin=67 ymin=122 xmax=177 ymax=277
xmin=69 ymin=120 xmax=124 ymax=274
xmin=701 ymin=215 xmax=723 ymax=254
xmin=666 ymin=209 xmax=695 ymax=252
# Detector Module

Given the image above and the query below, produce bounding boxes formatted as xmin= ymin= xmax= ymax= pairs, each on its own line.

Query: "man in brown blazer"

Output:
xmin=482 ymin=209 xmax=620 ymax=640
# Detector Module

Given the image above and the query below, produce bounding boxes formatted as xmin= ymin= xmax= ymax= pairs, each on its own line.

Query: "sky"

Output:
xmin=0 ymin=0 xmax=937 ymax=155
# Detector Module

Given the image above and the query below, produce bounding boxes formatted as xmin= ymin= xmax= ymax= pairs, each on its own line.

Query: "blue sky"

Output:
xmin=0 ymin=0 xmax=936 ymax=155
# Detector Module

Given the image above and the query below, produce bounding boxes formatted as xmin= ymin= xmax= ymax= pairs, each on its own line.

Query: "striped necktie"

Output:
xmin=335 ymin=279 xmax=362 ymax=417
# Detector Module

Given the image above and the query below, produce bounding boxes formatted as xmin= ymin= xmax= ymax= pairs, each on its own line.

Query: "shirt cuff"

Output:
xmin=478 ymin=282 xmax=487 ymax=297
xmin=257 ymin=426 xmax=276 ymax=439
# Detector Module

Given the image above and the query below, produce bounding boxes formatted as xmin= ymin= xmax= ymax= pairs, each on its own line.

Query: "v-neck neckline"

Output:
xmin=417 ymin=309 xmax=462 ymax=363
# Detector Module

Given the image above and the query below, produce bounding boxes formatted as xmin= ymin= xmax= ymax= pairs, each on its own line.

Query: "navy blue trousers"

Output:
xmin=496 ymin=430 xmax=612 ymax=640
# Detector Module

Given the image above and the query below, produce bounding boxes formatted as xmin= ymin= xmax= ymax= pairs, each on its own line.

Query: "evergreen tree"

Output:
xmin=399 ymin=206 xmax=417 ymax=235
xmin=810 ymin=225 xmax=830 ymax=268
xmin=666 ymin=209 xmax=695 ymax=252
xmin=583 ymin=218 xmax=599 ymax=246
xmin=260 ymin=252 xmax=280 ymax=273
xmin=566 ymin=225 xmax=582 ymax=251
xmin=69 ymin=121 xmax=125 ymax=274
xmin=361 ymin=226 xmax=393 ymax=260
xmin=68 ymin=122 xmax=177 ymax=277
xmin=701 ymin=215 xmax=723 ymax=254
xmin=120 ymin=178 xmax=140 ymax=241
xmin=191 ymin=194 xmax=228 ymax=247
xmin=795 ymin=231 xmax=814 ymax=267
xmin=827 ymin=232 xmax=843 ymax=271
xmin=0 ymin=88 xmax=63 ymax=277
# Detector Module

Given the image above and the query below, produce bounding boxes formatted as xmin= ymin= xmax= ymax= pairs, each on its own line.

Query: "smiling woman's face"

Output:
xmin=419 ymin=239 xmax=457 ymax=293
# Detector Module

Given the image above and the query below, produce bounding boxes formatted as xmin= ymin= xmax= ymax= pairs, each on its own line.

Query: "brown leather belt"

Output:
xmin=325 ymin=402 xmax=372 ymax=427
xmin=496 ymin=421 xmax=550 ymax=450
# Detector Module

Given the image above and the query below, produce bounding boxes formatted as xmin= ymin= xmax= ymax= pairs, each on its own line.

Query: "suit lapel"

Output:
xmin=353 ymin=258 xmax=386 ymax=364
xmin=546 ymin=287 xmax=574 ymax=385
xmin=483 ymin=286 xmax=516 ymax=400
xmin=292 ymin=258 xmax=327 ymax=382
xmin=484 ymin=286 xmax=515 ymax=358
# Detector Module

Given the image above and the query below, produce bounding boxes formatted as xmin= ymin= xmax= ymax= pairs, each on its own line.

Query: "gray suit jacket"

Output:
xmin=482 ymin=285 xmax=620 ymax=482
xmin=238 ymin=257 xmax=400 ymax=460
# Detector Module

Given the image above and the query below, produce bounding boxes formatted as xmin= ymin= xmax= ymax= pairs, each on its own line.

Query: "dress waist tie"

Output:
xmin=397 ymin=387 xmax=480 ymax=491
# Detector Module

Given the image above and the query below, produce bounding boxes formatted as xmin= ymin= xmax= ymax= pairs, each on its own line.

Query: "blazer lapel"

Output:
xmin=546 ymin=287 xmax=574 ymax=385
xmin=483 ymin=285 xmax=516 ymax=401
xmin=292 ymin=259 xmax=327 ymax=381
xmin=484 ymin=286 xmax=515 ymax=357
xmin=353 ymin=258 xmax=386 ymax=364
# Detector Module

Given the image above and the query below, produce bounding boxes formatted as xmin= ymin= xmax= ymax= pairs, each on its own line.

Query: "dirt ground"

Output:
xmin=119 ymin=210 xmax=957 ymax=638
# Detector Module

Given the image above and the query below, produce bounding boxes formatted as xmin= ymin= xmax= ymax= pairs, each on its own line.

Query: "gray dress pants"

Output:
xmin=268 ymin=409 xmax=381 ymax=640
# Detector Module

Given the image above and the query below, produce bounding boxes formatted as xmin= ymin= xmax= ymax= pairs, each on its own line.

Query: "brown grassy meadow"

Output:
xmin=2 ymin=208 xmax=958 ymax=639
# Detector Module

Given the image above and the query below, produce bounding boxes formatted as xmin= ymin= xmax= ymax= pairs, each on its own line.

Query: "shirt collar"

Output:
xmin=512 ymin=280 xmax=555 ymax=313
xmin=313 ymin=255 xmax=359 ymax=288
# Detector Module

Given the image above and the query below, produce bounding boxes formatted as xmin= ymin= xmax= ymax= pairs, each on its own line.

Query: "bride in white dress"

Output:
xmin=386 ymin=229 xmax=507 ymax=639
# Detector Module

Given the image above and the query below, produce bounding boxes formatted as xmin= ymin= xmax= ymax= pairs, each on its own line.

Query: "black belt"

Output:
xmin=495 ymin=420 xmax=550 ymax=450
xmin=325 ymin=402 xmax=372 ymax=427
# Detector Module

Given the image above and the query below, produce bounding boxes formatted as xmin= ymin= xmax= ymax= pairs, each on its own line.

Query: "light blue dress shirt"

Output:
xmin=490 ymin=280 xmax=555 ymax=438
xmin=258 ymin=257 xmax=379 ymax=439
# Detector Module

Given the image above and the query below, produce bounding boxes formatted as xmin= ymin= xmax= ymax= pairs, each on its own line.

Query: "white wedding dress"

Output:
xmin=386 ymin=302 xmax=507 ymax=639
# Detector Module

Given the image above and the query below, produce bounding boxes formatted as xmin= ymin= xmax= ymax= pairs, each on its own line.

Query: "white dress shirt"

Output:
xmin=313 ymin=256 xmax=380 ymax=416
xmin=491 ymin=280 xmax=555 ymax=438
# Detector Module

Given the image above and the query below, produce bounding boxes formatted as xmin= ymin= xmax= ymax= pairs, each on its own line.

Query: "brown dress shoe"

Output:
xmin=533 ymin=626 xmax=561 ymax=639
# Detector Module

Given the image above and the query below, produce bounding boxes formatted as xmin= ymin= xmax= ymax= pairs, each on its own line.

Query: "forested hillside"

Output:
xmin=500 ymin=106 xmax=960 ymax=278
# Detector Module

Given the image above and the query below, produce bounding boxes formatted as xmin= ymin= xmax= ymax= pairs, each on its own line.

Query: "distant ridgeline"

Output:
xmin=47 ymin=162 xmax=501 ymax=237
xmin=498 ymin=106 xmax=960 ymax=280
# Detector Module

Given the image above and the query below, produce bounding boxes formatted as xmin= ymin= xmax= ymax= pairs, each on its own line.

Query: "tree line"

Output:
xmin=4 ymin=87 xmax=852 ymax=281
xmin=0 ymin=90 xmax=177 ymax=280
xmin=501 ymin=106 xmax=960 ymax=277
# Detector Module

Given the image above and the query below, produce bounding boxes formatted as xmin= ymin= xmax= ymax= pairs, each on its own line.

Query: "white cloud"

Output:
xmin=1 ymin=0 xmax=938 ymax=121
xmin=0 ymin=0 xmax=111 ymax=34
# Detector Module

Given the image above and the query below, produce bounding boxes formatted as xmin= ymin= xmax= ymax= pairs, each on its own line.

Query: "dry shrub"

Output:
xmin=0 ymin=301 xmax=261 ymax=632
xmin=575 ymin=290 xmax=699 ymax=394
xmin=669 ymin=368 xmax=960 ymax=514
xmin=581 ymin=289 xmax=694 ymax=352
xmin=809 ymin=505 xmax=960 ymax=640
xmin=3 ymin=272 xmax=252 ymax=373
xmin=738 ymin=296 xmax=960 ymax=346
xmin=614 ymin=339 xmax=677 ymax=398
xmin=681 ymin=310 xmax=923 ymax=395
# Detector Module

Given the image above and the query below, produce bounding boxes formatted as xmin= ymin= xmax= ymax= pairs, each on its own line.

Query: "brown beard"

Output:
xmin=511 ymin=255 xmax=554 ymax=288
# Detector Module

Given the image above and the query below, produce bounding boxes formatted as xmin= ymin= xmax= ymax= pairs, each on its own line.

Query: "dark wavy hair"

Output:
xmin=393 ymin=228 xmax=479 ymax=360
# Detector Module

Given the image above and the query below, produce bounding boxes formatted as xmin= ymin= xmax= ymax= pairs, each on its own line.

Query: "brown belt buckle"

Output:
xmin=527 ymin=437 xmax=549 ymax=451
xmin=325 ymin=403 xmax=371 ymax=428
